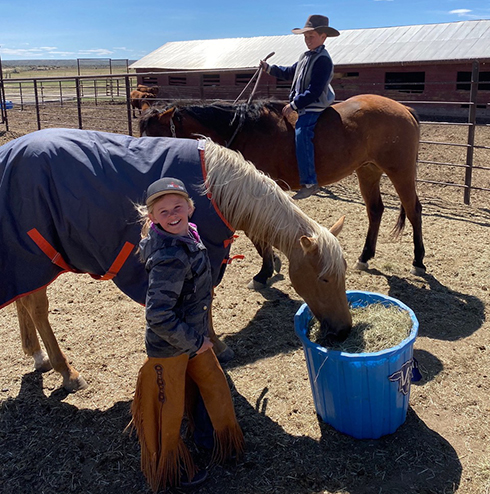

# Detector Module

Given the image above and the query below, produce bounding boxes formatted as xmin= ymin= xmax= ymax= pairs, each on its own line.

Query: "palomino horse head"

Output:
xmin=202 ymin=140 xmax=353 ymax=343
xmin=288 ymin=217 xmax=352 ymax=343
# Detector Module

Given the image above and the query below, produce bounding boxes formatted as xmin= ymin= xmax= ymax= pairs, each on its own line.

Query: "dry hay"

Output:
xmin=309 ymin=303 xmax=413 ymax=353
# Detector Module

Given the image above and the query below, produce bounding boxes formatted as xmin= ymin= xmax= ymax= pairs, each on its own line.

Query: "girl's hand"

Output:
xmin=196 ymin=336 xmax=213 ymax=355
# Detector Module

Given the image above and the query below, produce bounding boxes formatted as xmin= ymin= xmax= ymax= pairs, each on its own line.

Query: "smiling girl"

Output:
xmin=131 ymin=177 xmax=243 ymax=492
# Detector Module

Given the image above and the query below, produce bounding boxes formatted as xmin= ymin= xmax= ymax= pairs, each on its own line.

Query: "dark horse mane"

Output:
xmin=139 ymin=100 xmax=285 ymax=138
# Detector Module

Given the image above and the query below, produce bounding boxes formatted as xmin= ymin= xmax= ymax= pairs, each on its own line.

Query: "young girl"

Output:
xmin=131 ymin=177 xmax=243 ymax=492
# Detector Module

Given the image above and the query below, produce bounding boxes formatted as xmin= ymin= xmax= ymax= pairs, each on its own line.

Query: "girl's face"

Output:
xmin=149 ymin=194 xmax=194 ymax=236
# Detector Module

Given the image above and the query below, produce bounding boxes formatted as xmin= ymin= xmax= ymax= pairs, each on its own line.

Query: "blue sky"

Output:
xmin=1 ymin=0 xmax=489 ymax=60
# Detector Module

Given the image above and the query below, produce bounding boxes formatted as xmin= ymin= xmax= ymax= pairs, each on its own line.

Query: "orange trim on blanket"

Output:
xmin=0 ymin=271 xmax=68 ymax=310
xmin=94 ymin=241 xmax=135 ymax=280
xmin=27 ymin=228 xmax=135 ymax=281
xmin=27 ymin=228 xmax=72 ymax=271
xmin=223 ymin=255 xmax=245 ymax=265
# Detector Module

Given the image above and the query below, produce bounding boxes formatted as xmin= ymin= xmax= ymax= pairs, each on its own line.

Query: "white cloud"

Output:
xmin=449 ymin=9 xmax=472 ymax=16
xmin=77 ymin=48 xmax=114 ymax=56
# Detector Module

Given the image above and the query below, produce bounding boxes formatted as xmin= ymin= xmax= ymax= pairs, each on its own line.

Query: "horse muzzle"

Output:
xmin=319 ymin=319 xmax=351 ymax=345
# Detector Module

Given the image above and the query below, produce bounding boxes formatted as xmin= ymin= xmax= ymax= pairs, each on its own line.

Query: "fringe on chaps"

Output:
xmin=130 ymin=350 xmax=244 ymax=492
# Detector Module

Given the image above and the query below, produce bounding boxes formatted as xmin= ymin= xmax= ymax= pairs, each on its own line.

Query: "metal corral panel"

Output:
xmin=130 ymin=20 xmax=490 ymax=70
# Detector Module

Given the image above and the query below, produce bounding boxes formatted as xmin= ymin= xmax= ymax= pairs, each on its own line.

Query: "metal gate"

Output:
xmin=0 ymin=55 xmax=9 ymax=130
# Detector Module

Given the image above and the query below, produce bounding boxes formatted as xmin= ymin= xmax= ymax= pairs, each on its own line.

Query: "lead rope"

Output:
xmin=226 ymin=52 xmax=275 ymax=148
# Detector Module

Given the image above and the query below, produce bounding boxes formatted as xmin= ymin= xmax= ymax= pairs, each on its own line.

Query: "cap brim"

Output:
xmin=146 ymin=189 xmax=189 ymax=205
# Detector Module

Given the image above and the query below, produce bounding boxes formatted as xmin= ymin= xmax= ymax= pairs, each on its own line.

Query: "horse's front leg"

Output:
xmin=208 ymin=290 xmax=234 ymax=363
xmin=17 ymin=288 xmax=87 ymax=392
xmin=247 ymin=239 xmax=282 ymax=290
xmin=355 ymin=166 xmax=384 ymax=270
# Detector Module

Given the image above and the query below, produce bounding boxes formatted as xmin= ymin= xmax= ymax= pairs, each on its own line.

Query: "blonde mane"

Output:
xmin=202 ymin=139 xmax=345 ymax=278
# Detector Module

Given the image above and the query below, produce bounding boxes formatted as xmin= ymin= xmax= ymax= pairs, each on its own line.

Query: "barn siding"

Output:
xmin=137 ymin=60 xmax=490 ymax=119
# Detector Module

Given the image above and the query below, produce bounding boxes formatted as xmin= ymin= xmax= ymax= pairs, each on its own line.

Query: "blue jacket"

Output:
xmin=139 ymin=223 xmax=213 ymax=358
xmin=269 ymin=45 xmax=335 ymax=114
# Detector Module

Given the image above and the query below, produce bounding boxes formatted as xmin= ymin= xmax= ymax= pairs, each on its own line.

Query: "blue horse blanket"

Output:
xmin=0 ymin=129 xmax=234 ymax=308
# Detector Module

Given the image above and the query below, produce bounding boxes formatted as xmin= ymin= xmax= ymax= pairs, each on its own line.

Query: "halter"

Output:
xmin=169 ymin=114 xmax=177 ymax=138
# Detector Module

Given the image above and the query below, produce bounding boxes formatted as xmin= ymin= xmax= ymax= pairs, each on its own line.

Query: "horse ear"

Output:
xmin=300 ymin=236 xmax=318 ymax=254
xmin=330 ymin=216 xmax=345 ymax=237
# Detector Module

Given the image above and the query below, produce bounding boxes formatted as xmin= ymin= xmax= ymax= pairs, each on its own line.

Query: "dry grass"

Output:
xmin=309 ymin=303 xmax=413 ymax=353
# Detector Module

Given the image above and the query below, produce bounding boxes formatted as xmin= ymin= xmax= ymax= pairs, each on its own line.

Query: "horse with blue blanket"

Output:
xmin=0 ymin=129 xmax=351 ymax=392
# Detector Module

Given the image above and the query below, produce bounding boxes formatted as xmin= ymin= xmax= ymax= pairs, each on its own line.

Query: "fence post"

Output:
xmin=75 ymin=77 xmax=83 ymax=129
xmin=125 ymin=75 xmax=133 ymax=136
xmin=464 ymin=60 xmax=478 ymax=205
xmin=33 ymin=79 xmax=41 ymax=130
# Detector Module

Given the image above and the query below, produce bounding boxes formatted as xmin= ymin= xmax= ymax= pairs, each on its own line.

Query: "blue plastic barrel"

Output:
xmin=0 ymin=100 xmax=13 ymax=109
xmin=295 ymin=291 xmax=419 ymax=439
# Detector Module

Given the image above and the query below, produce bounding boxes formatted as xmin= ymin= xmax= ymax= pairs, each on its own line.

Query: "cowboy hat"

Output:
xmin=292 ymin=15 xmax=340 ymax=37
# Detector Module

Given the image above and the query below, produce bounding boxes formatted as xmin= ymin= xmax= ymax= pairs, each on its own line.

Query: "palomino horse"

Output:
xmin=0 ymin=129 xmax=351 ymax=392
xmin=139 ymin=94 xmax=426 ymax=285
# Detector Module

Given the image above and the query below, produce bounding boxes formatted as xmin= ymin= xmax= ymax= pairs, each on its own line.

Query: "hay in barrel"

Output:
xmin=308 ymin=303 xmax=413 ymax=353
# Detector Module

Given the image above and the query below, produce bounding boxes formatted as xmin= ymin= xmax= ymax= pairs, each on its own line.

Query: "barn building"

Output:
xmin=130 ymin=20 xmax=490 ymax=120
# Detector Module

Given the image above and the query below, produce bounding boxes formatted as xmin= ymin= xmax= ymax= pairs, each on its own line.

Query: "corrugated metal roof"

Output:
xmin=130 ymin=20 xmax=490 ymax=70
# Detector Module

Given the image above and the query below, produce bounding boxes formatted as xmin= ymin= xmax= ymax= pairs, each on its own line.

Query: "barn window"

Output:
xmin=203 ymin=74 xmax=220 ymax=86
xmin=169 ymin=76 xmax=187 ymax=86
xmin=384 ymin=72 xmax=425 ymax=93
xmin=457 ymin=71 xmax=490 ymax=91
xmin=142 ymin=76 xmax=158 ymax=85
xmin=236 ymin=73 xmax=254 ymax=86
xmin=338 ymin=72 xmax=359 ymax=78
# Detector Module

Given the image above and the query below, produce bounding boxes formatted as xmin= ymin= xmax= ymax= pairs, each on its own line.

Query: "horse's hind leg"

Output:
xmin=17 ymin=289 xmax=87 ymax=392
xmin=389 ymin=180 xmax=426 ymax=275
xmin=355 ymin=165 xmax=384 ymax=270
xmin=16 ymin=294 xmax=52 ymax=373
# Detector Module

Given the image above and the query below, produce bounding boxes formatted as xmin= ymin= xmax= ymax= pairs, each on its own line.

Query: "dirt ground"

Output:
xmin=0 ymin=104 xmax=489 ymax=494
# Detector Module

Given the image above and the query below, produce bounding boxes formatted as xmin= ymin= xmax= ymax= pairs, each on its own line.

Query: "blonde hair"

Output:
xmin=136 ymin=194 xmax=195 ymax=239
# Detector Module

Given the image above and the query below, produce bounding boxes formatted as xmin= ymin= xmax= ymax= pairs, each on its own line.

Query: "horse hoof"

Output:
xmin=216 ymin=347 xmax=235 ymax=363
xmin=33 ymin=350 xmax=53 ymax=373
xmin=247 ymin=279 xmax=267 ymax=290
xmin=64 ymin=375 xmax=88 ymax=393
xmin=410 ymin=265 xmax=426 ymax=276
xmin=354 ymin=260 xmax=369 ymax=271
xmin=273 ymin=256 xmax=282 ymax=274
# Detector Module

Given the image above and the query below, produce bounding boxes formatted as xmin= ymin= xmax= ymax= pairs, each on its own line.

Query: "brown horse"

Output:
xmin=1 ymin=130 xmax=351 ymax=391
xmin=130 ymin=90 xmax=157 ymax=118
xmin=139 ymin=94 xmax=426 ymax=285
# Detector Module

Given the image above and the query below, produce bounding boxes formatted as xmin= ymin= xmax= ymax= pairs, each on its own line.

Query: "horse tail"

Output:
xmin=408 ymin=106 xmax=420 ymax=125
xmin=392 ymin=205 xmax=406 ymax=239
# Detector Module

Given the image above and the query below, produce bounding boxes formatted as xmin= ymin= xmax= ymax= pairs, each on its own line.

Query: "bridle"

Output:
xmin=166 ymin=106 xmax=244 ymax=148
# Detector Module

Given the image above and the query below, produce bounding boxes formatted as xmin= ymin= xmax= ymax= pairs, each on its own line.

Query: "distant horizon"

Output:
xmin=1 ymin=59 xmax=137 ymax=65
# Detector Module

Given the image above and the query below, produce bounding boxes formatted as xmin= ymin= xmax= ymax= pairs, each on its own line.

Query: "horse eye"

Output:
xmin=320 ymin=277 xmax=329 ymax=283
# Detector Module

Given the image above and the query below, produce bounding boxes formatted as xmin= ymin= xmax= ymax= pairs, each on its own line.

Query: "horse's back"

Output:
xmin=313 ymin=94 xmax=420 ymax=177
xmin=330 ymin=94 xmax=419 ymax=133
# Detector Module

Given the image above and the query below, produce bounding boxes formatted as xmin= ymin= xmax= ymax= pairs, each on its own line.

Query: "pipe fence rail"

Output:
xmin=1 ymin=65 xmax=489 ymax=205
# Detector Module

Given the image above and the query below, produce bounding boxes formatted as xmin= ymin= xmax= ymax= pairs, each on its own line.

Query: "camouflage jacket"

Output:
xmin=139 ymin=222 xmax=212 ymax=358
